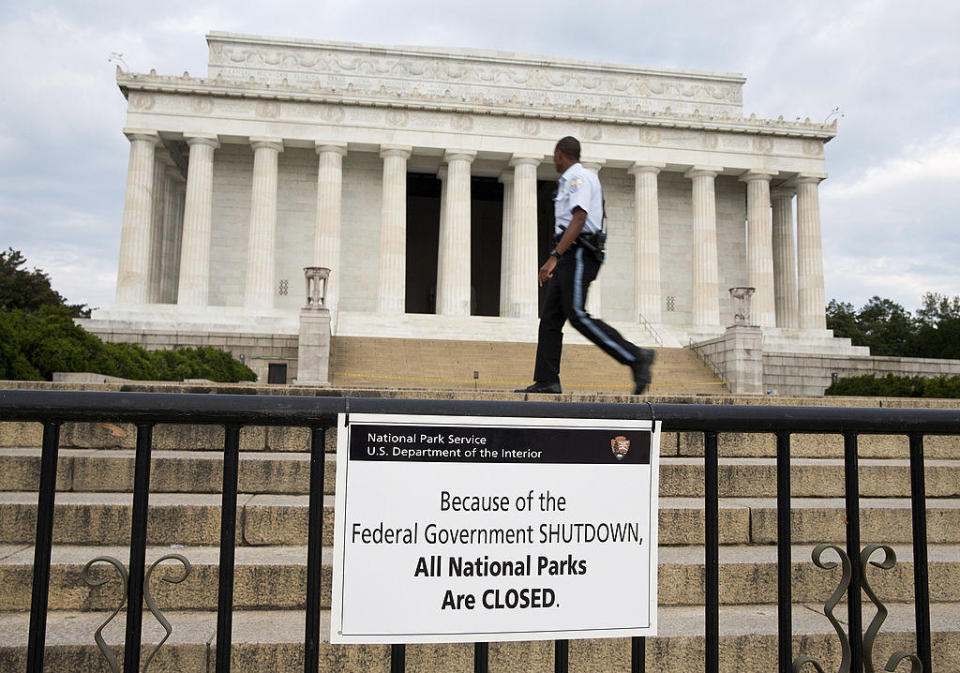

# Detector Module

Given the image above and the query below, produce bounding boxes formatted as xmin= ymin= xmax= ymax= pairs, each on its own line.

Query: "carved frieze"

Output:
xmin=803 ymin=140 xmax=824 ymax=156
xmin=318 ymin=105 xmax=345 ymax=123
xmin=450 ymin=114 xmax=474 ymax=132
xmin=129 ymin=92 xmax=156 ymax=111
xmin=519 ymin=119 xmax=541 ymax=136
xmin=126 ymin=89 xmax=832 ymax=171
xmin=205 ymin=33 xmax=745 ymax=120
xmin=578 ymin=123 xmax=603 ymax=141
xmin=753 ymin=137 xmax=774 ymax=154
xmin=386 ymin=109 xmax=408 ymax=127
xmin=192 ymin=96 xmax=215 ymax=114
xmin=639 ymin=127 xmax=662 ymax=145
xmin=255 ymin=101 xmax=281 ymax=119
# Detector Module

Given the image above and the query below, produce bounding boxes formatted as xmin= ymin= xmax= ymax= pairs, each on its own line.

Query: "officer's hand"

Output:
xmin=538 ymin=256 xmax=557 ymax=287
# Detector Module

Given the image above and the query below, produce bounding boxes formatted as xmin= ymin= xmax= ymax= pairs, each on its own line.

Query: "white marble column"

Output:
xmin=244 ymin=138 xmax=283 ymax=310
xmin=147 ymin=154 xmax=169 ymax=303
xmin=686 ymin=166 xmax=722 ymax=328
xmin=581 ymin=159 xmax=604 ymax=317
xmin=436 ymin=151 xmax=476 ymax=315
xmin=498 ymin=169 xmax=514 ymax=317
xmin=796 ymin=175 xmax=827 ymax=330
xmin=159 ymin=163 xmax=185 ymax=304
xmin=771 ymin=187 xmax=799 ymax=328
xmin=177 ymin=134 xmax=219 ymax=307
xmin=313 ymin=143 xmax=348 ymax=315
xmin=741 ymin=170 xmax=777 ymax=327
xmin=377 ymin=145 xmax=412 ymax=313
xmin=630 ymin=162 xmax=665 ymax=324
xmin=505 ymin=155 xmax=540 ymax=318
xmin=115 ymin=129 xmax=160 ymax=305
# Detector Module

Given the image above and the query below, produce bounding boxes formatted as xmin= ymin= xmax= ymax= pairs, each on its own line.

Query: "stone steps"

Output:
xmin=3 ymin=449 xmax=960 ymax=498
xmin=1 ymin=544 xmax=959 ymax=611
xmin=330 ymin=339 xmax=725 ymax=394
xmin=3 ymin=492 xmax=959 ymax=547
xmin=2 ymin=603 xmax=959 ymax=673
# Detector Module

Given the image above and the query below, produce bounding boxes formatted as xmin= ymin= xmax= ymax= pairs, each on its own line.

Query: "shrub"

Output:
xmin=826 ymin=373 xmax=960 ymax=398
xmin=0 ymin=307 xmax=256 ymax=383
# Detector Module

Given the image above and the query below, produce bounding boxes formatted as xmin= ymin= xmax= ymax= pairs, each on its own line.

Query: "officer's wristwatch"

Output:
xmin=549 ymin=248 xmax=560 ymax=259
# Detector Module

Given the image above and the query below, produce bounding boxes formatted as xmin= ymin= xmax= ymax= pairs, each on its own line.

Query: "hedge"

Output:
xmin=826 ymin=373 xmax=960 ymax=398
xmin=0 ymin=307 xmax=256 ymax=383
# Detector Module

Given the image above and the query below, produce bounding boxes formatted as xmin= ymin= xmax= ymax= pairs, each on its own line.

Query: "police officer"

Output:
xmin=515 ymin=136 xmax=655 ymax=394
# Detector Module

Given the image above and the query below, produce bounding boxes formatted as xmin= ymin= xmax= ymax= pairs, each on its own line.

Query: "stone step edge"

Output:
xmin=4 ymin=492 xmax=960 ymax=507
xmin=11 ymin=446 xmax=960 ymax=462
xmin=5 ymin=543 xmax=960 ymax=566
xmin=2 ymin=603 xmax=960 ymax=646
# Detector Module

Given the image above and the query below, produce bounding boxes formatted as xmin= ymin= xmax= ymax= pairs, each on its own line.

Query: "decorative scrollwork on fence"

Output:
xmin=860 ymin=544 xmax=923 ymax=673
xmin=83 ymin=556 xmax=129 ymax=673
xmin=83 ymin=554 xmax=192 ymax=673
xmin=142 ymin=554 xmax=192 ymax=673
xmin=793 ymin=544 xmax=853 ymax=673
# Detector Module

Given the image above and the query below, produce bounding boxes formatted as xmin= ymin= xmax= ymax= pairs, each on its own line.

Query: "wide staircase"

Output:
xmin=330 ymin=338 xmax=725 ymax=395
xmin=1 ymin=389 xmax=959 ymax=671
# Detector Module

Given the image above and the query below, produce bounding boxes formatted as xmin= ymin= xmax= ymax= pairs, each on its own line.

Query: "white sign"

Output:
xmin=330 ymin=413 xmax=660 ymax=644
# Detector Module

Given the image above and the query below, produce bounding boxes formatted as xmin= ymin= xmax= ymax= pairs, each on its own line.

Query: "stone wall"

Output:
xmin=688 ymin=326 xmax=763 ymax=394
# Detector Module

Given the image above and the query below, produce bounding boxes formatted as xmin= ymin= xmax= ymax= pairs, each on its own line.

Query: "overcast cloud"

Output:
xmin=1 ymin=0 xmax=957 ymax=313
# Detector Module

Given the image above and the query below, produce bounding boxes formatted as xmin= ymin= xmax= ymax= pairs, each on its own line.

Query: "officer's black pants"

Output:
xmin=533 ymin=246 xmax=640 ymax=384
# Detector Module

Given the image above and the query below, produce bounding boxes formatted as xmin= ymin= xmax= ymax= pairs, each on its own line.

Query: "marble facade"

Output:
xmin=90 ymin=31 xmax=848 ymax=353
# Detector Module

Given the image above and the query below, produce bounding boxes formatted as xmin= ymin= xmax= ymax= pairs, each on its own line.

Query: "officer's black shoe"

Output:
xmin=630 ymin=348 xmax=656 ymax=395
xmin=514 ymin=381 xmax=562 ymax=394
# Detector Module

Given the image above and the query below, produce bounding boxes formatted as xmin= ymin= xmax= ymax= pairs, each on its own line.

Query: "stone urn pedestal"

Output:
xmin=296 ymin=267 xmax=332 ymax=386
xmin=722 ymin=287 xmax=763 ymax=395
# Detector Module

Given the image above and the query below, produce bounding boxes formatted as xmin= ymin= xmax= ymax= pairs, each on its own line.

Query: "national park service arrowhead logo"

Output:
xmin=611 ymin=435 xmax=630 ymax=460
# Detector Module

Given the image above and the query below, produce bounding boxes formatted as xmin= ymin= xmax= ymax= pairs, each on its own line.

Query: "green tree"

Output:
xmin=0 ymin=248 xmax=90 ymax=317
xmin=856 ymin=296 xmax=914 ymax=356
xmin=916 ymin=292 xmax=960 ymax=325
xmin=827 ymin=296 xmax=914 ymax=356
xmin=913 ymin=292 xmax=960 ymax=359
xmin=826 ymin=299 xmax=863 ymax=343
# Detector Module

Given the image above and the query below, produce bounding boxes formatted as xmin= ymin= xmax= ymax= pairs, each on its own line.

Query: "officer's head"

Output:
xmin=554 ymin=136 xmax=580 ymax=173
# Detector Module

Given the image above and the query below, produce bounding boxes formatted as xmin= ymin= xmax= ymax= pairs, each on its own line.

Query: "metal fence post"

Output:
xmin=305 ymin=426 xmax=327 ymax=673
xmin=775 ymin=432 xmax=793 ymax=673
xmin=843 ymin=432 xmax=863 ymax=673
xmin=216 ymin=424 xmax=242 ymax=673
xmin=25 ymin=421 xmax=61 ymax=673
xmin=123 ymin=423 xmax=154 ymax=673
xmin=704 ymin=431 xmax=719 ymax=673
xmin=908 ymin=433 xmax=932 ymax=672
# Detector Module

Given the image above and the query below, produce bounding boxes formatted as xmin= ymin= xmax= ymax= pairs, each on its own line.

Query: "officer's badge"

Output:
xmin=611 ymin=435 xmax=630 ymax=460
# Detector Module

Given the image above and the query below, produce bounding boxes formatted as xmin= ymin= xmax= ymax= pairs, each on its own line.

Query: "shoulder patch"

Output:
xmin=569 ymin=178 xmax=582 ymax=192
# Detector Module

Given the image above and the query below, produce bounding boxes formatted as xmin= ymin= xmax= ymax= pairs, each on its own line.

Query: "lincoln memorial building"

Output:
xmin=85 ymin=32 xmax=864 ymax=383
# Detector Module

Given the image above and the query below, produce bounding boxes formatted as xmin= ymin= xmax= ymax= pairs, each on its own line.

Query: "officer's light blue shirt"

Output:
xmin=554 ymin=162 xmax=603 ymax=236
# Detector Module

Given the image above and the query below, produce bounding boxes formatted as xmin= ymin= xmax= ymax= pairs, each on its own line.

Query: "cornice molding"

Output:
xmin=117 ymin=71 xmax=837 ymax=141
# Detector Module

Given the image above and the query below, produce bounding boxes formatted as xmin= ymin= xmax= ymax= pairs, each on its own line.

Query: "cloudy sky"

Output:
xmin=1 ymin=0 xmax=957 ymax=314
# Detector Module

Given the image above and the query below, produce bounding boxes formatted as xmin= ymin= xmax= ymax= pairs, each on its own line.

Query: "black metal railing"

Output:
xmin=3 ymin=389 xmax=955 ymax=673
